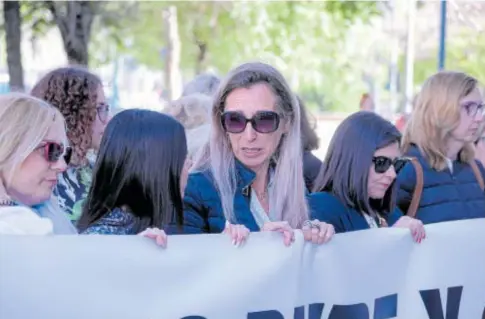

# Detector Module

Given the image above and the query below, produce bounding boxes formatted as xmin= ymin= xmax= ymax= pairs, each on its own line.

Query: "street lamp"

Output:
xmin=438 ymin=0 xmax=447 ymax=70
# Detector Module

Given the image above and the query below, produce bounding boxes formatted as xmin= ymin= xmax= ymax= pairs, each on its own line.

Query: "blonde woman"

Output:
xmin=0 ymin=93 xmax=76 ymax=234
xmin=397 ymin=71 xmax=485 ymax=224
xmin=180 ymin=62 xmax=334 ymax=246
xmin=166 ymin=93 xmax=212 ymax=160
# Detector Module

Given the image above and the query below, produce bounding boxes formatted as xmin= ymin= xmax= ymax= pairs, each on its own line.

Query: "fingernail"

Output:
xmin=232 ymin=239 xmax=236 ymax=246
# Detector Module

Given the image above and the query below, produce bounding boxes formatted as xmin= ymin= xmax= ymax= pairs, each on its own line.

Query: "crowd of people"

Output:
xmin=0 ymin=62 xmax=484 ymax=249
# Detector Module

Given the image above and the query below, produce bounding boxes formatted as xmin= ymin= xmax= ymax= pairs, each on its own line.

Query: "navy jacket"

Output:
xmin=180 ymin=161 xmax=261 ymax=234
xmin=303 ymin=151 xmax=323 ymax=192
xmin=309 ymin=192 xmax=403 ymax=233
xmin=396 ymin=146 xmax=485 ymax=224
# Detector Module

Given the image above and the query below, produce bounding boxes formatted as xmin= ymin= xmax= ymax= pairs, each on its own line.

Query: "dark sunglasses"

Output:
xmin=36 ymin=142 xmax=72 ymax=165
xmin=372 ymin=156 xmax=407 ymax=174
xmin=221 ymin=111 xmax=281 ymax=134
xmin=96 ymin=103 xmax=111 ymax=124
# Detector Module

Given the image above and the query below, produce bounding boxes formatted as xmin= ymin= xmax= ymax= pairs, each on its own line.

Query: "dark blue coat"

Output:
xmin=180 ymin=161 xmax=261 ymax=234
xmin=303 ymin=151 xmax=323 ymax=192
xmin=309 ymin=192 xmax=403 ymax=233
xmin=396 ymin=146 xmax=485 ymax=224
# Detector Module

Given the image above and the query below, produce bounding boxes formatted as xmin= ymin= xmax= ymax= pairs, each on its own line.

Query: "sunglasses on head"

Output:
xmin=37 ymin=142 xmax=72 ymax=165
xmin=221 ymin=111 xmax=281 ymax=134
xmin=372 ymin=156 xmax=407 ymax=174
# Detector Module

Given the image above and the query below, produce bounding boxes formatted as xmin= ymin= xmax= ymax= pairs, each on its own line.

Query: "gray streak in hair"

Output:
xmin=192 ymin=62 xmax=308 ymax=228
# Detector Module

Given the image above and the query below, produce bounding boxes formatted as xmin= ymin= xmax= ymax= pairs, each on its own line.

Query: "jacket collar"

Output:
xmin=235 ymin=160 xmax=256 ymax=194
xmin=235 ymin=160 xmax=276 ymax=197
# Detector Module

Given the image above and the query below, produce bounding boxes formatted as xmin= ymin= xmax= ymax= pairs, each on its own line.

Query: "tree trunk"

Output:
xmin=163 ymin=5 xmax=182 ymax=101
xmin=195 ymin=40 xmax=207 ymax=75
xmin=46 ymin=1 xmax=95 ymax=66
xmin=3 ymin=0 xmax=24 ymax=91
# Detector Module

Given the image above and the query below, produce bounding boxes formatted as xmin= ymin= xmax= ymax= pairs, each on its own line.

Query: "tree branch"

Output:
xmin=44 ymin=1 xmax=68 ymax=37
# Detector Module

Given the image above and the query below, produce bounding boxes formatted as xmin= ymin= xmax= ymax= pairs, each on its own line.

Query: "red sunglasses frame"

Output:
xmin=36 ymin=141 xmax=72 ymax=165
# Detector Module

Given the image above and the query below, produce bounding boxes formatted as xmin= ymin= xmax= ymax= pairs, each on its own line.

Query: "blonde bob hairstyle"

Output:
xmin=402 ymin=71 xmax=479 ymax=170
xmin=192 ymin=62 xmax=309 ymax=228
xmin=0 ymin=93 xmax=65 ymax=185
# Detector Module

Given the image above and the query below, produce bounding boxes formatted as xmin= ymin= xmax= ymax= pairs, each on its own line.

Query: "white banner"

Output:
xmin=1 ymin=219 xmax=484 ymax=319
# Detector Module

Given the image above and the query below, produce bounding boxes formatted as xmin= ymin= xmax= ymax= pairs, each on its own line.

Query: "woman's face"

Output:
xmin=91 ymin=85 xmax=111 ymax=151
xmin=367 ymin=141 xmax=402 ymax=199
xmin=450 ymin=87 xmax=484 ymax=143
xmin=5 ymin=117 xmax=69 ymax=206
xmin=223 ymin=83 xmax=288 ymax=173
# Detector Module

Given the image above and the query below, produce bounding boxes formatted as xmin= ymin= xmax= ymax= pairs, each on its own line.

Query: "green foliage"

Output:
xmin=6 ymin=0 xmax=381 ymax=110
xmin=2 ymin=1 xmax=139 ymax=67
xmin=89 ymin=1 xmax=139 ymax=67
xmin=20 ymin=1 xmax=53 ymax=42
xmin=400 ymin=29 xmax=485 ymax=89
xmin=324 ymin=0 xmax=380 ymax=23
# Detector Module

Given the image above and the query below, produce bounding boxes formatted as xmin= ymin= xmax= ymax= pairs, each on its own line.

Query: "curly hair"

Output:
xmin=30 ymin=67 xmax=101 ymax=167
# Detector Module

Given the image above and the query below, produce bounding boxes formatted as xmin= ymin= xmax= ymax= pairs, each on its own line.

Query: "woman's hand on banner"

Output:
xmin=138 ymin=227 xmax=167 ymax=248
xmin=393 ymin=216 xmax=426 ymax=243
xmin=261 ymin=221 xmax=295 ymax=247
xmin=302 ymin=219 xmax=335 ymax=245
xmin=224 ymin=221 xmax=250 ymax=247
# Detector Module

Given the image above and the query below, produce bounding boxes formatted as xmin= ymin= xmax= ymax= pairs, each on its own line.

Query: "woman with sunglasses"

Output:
xmin=0 ymin=93 xmax=77 ymax=234
xmin=397 ymin=71 xmax=485 ymax=224
xmin=309 ymin=112 xmax=425 ymax=242
xmin=76 ymin=109 xmax=189 ymax=246
xmin=180 ymin=62 xmax=335 ymax=246
xmin=31 ymin=67 xmax=111 ymax=224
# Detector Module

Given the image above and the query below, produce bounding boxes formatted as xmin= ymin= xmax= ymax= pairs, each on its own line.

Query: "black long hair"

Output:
xmin=297 ymin=95 xmax=319 ymax=151
xmin=312 ymin=111 xmax=401 ymax=216
xmin=77 ymin=109 xmax=187 ymax=233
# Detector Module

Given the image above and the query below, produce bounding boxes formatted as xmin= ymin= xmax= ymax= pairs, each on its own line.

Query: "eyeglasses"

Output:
xmin=461 ymin=101 xmax=485 ymax=117
xmin=221 ymin=111 xmax=281 ymax=134
xmin=372 ymin=156 xmax=407 ymax=174
xmin=96 ymin=103 xmax=111 ymax=124
xmin=36 ymin=142 xmax=72 ymax=165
